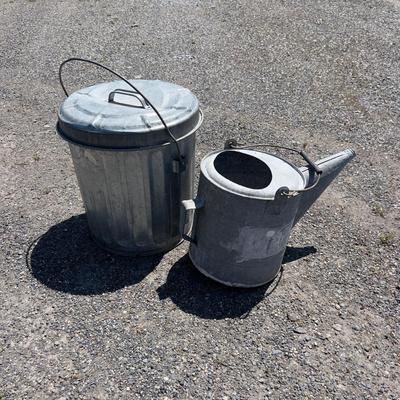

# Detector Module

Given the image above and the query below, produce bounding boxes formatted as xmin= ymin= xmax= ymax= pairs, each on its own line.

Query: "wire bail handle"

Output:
xmin=224 ymin=139 xmax=322 ymax=196
xmin=58 ymin=57 xmax=184 ymax=167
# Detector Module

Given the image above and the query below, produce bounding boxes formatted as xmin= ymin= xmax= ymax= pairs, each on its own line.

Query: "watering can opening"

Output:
xmin=202 ymin=149 xmax=305 ymax=200
xmin=213 ymin=151 xmax=273 ymax=189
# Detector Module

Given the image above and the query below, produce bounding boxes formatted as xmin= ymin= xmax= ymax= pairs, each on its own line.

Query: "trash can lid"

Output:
xmin=57 ymin=79 xmax=201 ymax=149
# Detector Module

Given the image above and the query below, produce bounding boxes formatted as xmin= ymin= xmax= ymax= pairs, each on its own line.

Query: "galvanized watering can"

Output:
xmin=181 ymin=140 xmax=355 ymax=287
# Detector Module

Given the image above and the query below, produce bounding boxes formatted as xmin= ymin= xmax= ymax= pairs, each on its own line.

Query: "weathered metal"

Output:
xmin=293 ymin=149 xmax=356 ymax=225
xmin=182 ymin=147 xmax=355 ymax=287
xmin=67 ymin=131 xmax=197 ymax=255
xmin=57 ymin=63 xmax=202 ymax=255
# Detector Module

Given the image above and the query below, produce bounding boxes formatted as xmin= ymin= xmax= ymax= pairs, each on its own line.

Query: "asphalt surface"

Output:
xmin=0 ymin=0 xmax=399 ymax=399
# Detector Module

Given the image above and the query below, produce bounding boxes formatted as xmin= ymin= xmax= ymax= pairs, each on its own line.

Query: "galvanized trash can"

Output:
xmin=57 ymin=58 xmax=202 ymax=255
xmin=181 ymin=142 xmax=355 ymax=287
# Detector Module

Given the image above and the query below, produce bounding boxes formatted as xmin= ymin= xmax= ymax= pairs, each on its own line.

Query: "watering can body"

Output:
xmin=182 ymin=146 xmax=355 ymax=287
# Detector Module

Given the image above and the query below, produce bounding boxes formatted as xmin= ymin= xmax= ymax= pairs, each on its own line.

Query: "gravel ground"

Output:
xmin=1 ymin=0 xmax=399 ymax=399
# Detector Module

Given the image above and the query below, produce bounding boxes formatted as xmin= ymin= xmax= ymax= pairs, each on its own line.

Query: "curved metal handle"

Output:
xmin=108 ymin=88 xmax=149 ymax=109
xmin=58 ymin=57 xmax=184 ymax=166
xmin=224 ymin=139 xmax=322 ymax=196
xmin=180 ymin=198 xmax=204 ymax=244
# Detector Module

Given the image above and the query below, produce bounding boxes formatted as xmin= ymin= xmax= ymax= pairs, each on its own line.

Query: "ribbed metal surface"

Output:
xmin=69 ymin=133 xmax=195 ymax=255
xmin=58 ymin=79 xmax=201 ymax=148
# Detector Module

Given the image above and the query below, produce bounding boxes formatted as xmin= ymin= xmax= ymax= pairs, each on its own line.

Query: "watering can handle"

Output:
xmin=180 ymin=198 xmax=205 ymax=244
xmin=224 ymin=139 xmax=323 ymax=196
xmin=58 ymin=57 xmax=184 ymax=167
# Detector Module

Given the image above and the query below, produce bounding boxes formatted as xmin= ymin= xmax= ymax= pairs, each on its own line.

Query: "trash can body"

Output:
xmin=58 ymin=79 xmax=201 ymax=255
xmin=68 ymin=134 xmax=195 ymax=255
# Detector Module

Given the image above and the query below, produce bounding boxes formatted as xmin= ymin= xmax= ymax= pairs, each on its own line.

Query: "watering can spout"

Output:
xmin=293 ymin=149 xmax=356 ymax=226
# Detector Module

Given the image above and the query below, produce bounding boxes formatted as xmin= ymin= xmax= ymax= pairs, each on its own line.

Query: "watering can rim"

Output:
xmin=200 ymin=148 xmax=307 ymax=201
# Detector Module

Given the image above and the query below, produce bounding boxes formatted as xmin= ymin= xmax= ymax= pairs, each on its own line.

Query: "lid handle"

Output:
xmin=58 ymin=58 xmax=184 ymax=167
xmin=108 ymin=88 xmax=149 ymax=109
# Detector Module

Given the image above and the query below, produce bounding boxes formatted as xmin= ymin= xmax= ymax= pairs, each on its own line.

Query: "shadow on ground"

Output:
xmin=28 ymin=214 xmax=162 ymax=295
xmin=157 ymin=246 xmax=317 ymax=319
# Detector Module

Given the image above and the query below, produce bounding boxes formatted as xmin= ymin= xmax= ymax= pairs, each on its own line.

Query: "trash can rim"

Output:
xmin=56 ymin=110 xmax=203 ymax=151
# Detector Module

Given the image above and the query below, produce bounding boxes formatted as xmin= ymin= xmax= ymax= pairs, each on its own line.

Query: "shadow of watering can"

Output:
xmin=181 ymin=140 xmax=355 ymax=287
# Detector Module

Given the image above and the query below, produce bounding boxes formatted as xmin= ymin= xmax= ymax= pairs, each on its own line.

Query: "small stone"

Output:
xmin=333 ymin=324 xmax=342 ymax=332
xmin=317 ymin=332 xmax=331 ymax=340
xmin=305 ymin=359 xmax=319 ymax=368
xmin=293 ymin=327 xmax=307 ymax=334
xmin=287 ymin=312 xmax=301 ymax=322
